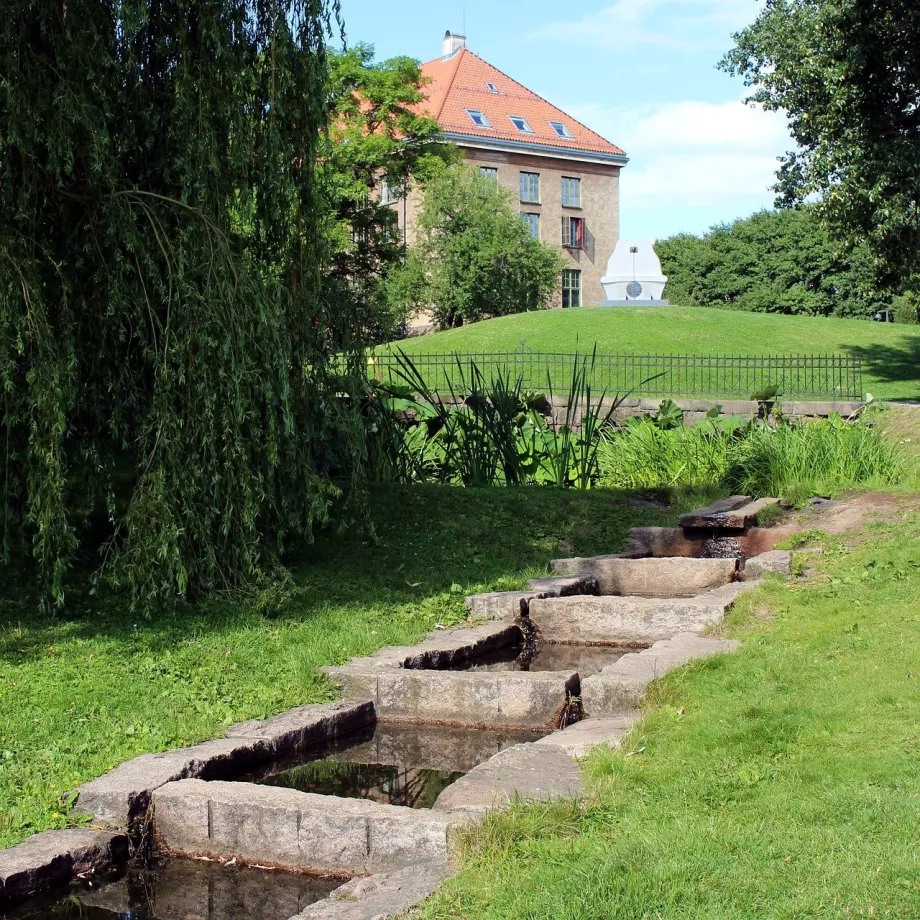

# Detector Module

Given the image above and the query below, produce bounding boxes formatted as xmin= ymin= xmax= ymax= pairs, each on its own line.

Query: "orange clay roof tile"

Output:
xmin=419 ymin=50 xmax=626 ymax=158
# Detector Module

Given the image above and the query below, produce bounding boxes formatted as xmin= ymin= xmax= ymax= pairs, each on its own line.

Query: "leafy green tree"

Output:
xmin=0 ymin=0 xmax=362 ymax=610
xmin=389 ymin=164 xmax=565 ymax=329
xmin=657 ymin=207 xmax=891 ymax=318
xmin=723 ymin=0 xmax=920 ymax=287
xmin=322 ymin=44 xmax=450 ymax=342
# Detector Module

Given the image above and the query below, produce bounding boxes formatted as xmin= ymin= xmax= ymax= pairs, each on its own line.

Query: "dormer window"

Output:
xmin=550 ymin=121 xmax=574 ymax=139
xmin=486 ymin=82 xmax=499 ymax=94
xmin=509 ymin=115 xmax=533 ymax=134
xmin=466 ymin=109 xmax=491 ymax=128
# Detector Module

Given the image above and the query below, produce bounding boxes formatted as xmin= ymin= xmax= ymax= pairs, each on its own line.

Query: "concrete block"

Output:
xmin=550 ymin=555 xmax=737 ymax=597
xmin=680 ymin=497 xmax=780 ymax=530
xmin=529 ymin=594 xmax=732 ymax=644
xmin=433 ymin=743 xmax=582 ymax=817
xmin=463 ymin=591 xmax=532 ymax=620
xmin=466 ymin=574 xmax=598 ymax=620
xmin=624 ymin=527 xmax=705 ymax=558
xmin=153 ymin=780 xmax=457 ymax=876
xmin=295 ymin=864 xmax=451 ymax=920
xmin=370 ymin=670 xmax=578 ymax=729
xmin=338 ymin=722 xmax=544 ymax=775
xmin=525 ymin=574 xmax=600 ymax=597
xmin=226 ymin=700 xmax=375 ymax=753
xmin=744 ymin=550 xmax=793 ymax=580
xmin=0 ymin=830 xmax=128 ymax=906
xmin=74 ymin=736 xmax=275 ymax=829
xmin=535 ymin=715 xmax=639 ymax=758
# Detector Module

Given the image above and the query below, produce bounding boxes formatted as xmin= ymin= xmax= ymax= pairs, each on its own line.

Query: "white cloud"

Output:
xmin=530 ymin=0 xmax=760 ymax=52
xmin=566 ymin=97 xmax=793 ymax=236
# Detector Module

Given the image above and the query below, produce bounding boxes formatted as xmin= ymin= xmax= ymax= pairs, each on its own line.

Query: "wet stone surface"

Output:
xmin=2 ymin=856 xmax=344 ymax=920
xmin=238 ymin=721 xmax=547 ymax=809
xmin=445 ymin=641 xmax=640 ymax=677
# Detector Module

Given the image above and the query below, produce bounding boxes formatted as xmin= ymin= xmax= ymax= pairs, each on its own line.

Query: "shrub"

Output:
xmin=893 ymin=293 xmax=920 ymax=325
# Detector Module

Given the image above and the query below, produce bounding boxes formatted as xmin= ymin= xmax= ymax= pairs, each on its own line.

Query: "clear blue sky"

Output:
xmin=335 ymin=0 xmax=792 ymax=241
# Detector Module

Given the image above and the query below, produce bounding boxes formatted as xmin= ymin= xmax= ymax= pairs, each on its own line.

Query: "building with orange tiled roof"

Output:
xmin=386 ymin=31 xmax=628 ymax=313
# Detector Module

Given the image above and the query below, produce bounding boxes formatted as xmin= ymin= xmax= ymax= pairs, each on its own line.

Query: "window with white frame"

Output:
xmin=562 ymin=269 xmax=581 ymax=309
xmin=486 ymin=82 xmax=499 ymax=94
xmin=519 ymin=171 xmax=540 ymax=203
xmin=509 ymin=115 xmax=534 ymax=134
xmin=521 ymin=212 xmax=540 ymax=240
xmin=478 ymin=166 xmax=498 ymax=181
xmin=466 ymin=109 xmax=491 ymax=128
xmin=549 ymin=121 xmax=574 ymax=139
xmin=379 ymin=178 xmax=399 ymax=205
xmin=561 ymin=177 xmax=581 ymax=208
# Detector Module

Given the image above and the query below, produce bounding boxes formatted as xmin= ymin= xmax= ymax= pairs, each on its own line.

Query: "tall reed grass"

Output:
xmin=597 ymin=414 xmax=904 ymax=499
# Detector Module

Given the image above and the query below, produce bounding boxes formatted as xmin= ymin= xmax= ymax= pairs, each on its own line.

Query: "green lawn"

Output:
xmin=386 ymin=307 xmax=920 ymax=401
xmin=0 ymin=485 xmax=676 ymax=850
xmin=421 ymin=508 xmax=920 ymax=920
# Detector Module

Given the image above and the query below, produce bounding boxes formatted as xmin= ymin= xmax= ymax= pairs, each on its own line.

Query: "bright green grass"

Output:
xmin=421 ymin=509 xmax=920 ymax=920
xmin=0 ymin=485 xmax=679 ymax=850
xmin=386 ymin=307 xmax=920 ymax=401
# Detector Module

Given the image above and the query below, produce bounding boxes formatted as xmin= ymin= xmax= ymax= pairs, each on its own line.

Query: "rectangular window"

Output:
xmin=562 ymin=216 xmax=585 ymax=249
xmin=550 ymin=121 xmax=574 ymax=139
xmin=562 ymin=269 xmax=581 ymax=309
xmin=561 ymin=177 xmax=581 ymax=208
xmin=520 ymin=172 xmax=540 ymax=203
xmin=486 ymin=82 xmax=499 ymax=94
xmin=466 ymin=109 xmax=491 ymax=128
xmin=379 ymin=178 xmax=399 ymax=205
xmin=521 ymin=212 xmax=540 ymax=240
xmin=478 ymin=166 xmax=498 ymax=181
xmin=509 ymin=115 xmax=534 ymax=134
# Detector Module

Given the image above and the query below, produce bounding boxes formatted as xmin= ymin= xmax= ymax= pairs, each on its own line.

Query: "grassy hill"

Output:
xmin=385 ymin=307 xmax=920 ymax=402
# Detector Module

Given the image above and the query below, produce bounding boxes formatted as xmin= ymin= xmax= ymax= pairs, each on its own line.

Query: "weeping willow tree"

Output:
xmin=0 ymin=1 xmax=367 ymax=610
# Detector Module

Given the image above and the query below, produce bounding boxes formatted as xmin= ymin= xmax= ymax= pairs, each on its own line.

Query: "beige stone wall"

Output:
xmin=389 ymin=147 xmax=621 ymax=309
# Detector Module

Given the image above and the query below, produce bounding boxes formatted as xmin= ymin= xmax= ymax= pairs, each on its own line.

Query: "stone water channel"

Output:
xmin=0 ymin=496 xmax=797 ymax=920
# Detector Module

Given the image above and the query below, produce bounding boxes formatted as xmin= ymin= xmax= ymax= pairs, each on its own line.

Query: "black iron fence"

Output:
xmin=369 ymin=351 xmax=864 ymax=401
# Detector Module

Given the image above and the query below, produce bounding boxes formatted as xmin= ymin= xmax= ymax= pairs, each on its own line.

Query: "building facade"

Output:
xmin=390 ymin=32 xmax=628 ymax=310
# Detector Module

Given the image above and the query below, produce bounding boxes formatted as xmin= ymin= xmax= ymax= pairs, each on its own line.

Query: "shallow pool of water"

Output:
xmin=2 ymin=856 xmax=344 ymax=920
xmin=449 ymin=641 xmax=636 ymax=676
xmin=239 ymin=721 xmax=546 ymax=808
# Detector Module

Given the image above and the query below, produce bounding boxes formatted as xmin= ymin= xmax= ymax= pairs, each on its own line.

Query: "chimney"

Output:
xmin=442 ymin=31 xmax=467 ymax=61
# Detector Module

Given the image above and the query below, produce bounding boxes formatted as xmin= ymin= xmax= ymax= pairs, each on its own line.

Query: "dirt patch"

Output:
xmin=792 ymin=491 xmax=918 ymax=536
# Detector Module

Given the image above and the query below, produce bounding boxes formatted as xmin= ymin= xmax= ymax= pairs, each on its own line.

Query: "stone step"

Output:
xmin=152 ymin=780 xmax=459 ymax=877
xmin=580 ymin=633 xmax=740 ymax=717
xmin=550 ymin=555 xmax=738 ymax=597
xmin=626 ymin=526 xmax=801 ymax=559
xmin=466 ymin=573 xmax=599 ymax=620
xmin=0 ymin=830 xmax=128 ymax=907
xmin=325 ymin=666 xmax=579 ymax=730
xmin=432 ymin=743 xmax=583 ymax=817
xmin=75 ymin=701 xmax=374 ymax=829
xmin=296 ymin=864 xmax=451 ymax=920
xmin=529 ymin=583 xmax=749 ymax=645
xmin=680 ymin=496 xmax=781 ymax=531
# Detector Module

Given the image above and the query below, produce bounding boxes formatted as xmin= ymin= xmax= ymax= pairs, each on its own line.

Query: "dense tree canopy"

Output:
xmin=322 ymin=44 xmax=449 ymax=342
xmin=724 ymin=0 xmax=920 ymax=287
xmin=388 ymin=164 xmax=564 ymax=329
xmin=0 ymin=1 xmax=362 ymax=609
xmin=657 ymin=207 xmax=891 ymax=318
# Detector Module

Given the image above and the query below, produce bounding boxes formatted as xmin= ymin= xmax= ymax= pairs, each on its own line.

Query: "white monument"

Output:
xmin=600 ymin=239 xmax=669 ymax=306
